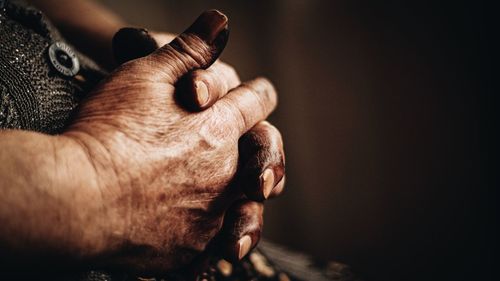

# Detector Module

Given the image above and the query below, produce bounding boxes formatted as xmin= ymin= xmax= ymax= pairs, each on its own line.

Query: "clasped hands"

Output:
xmin=59 ymin=10 xmax=284 ymax=274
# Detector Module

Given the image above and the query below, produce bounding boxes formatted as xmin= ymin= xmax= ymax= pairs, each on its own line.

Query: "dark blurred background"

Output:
xmin=97 ymin=1 xmax=490 ymax=280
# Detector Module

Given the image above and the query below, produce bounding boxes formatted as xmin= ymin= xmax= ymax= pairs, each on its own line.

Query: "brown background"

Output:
xmin=97 ymin=1 xmax=489 ymax=280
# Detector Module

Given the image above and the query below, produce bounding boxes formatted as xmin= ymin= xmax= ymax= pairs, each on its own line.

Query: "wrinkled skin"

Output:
xmin=63 ymin=11 xmax=280 ymax=272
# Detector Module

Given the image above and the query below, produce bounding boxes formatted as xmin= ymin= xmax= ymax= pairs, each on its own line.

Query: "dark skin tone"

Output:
xmin=112 ymin=26 xmax=286 ymax=262
xmin=1 ymin=3 xmax=286 ymax=275
xmin=104 ymin=9 xmax=285 ymax=267
xmin=63 ymin=11 xmax=280 ymax=271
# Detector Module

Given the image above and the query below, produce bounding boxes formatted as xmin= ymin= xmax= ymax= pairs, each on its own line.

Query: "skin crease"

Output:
xmin=113 ymin=28 xmax=286 ymax=200
xmin=61 ymin=11 xmax=280 ymax=272
xmin=32 ymin=0 xmax=287 ymax=205
xmin=2 ymin=1 xmax=286 ymax=274
xmin=112 ymin=27 xmax=286 ymax=261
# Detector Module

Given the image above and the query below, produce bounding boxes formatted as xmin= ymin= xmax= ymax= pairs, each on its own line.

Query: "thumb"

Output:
xmin=144 ymin=10 xmax=229 ymax=85
xmin=112 ymin=27 xmax=159 ymax=65
xmin=111 ymin=29 xmax=175 ymax=65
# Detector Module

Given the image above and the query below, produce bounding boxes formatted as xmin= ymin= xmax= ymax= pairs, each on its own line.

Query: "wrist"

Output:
xmin=0 ymin=131 xmax=122 ymax=262
xmin=52 ymin=134 xmax=127 ymax=260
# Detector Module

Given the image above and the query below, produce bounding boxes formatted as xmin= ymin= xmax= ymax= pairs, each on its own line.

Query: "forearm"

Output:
xmin=0 ymin=131 xmax=109 ymax=261
xmin=28 ymin=0 xmax=126 ymax=68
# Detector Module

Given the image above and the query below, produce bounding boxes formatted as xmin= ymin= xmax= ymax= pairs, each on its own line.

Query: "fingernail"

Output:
xmin=237 ymin=235 xmax=252 ymax=260
xmin=187 ymin=10 xmax=229 ymax=43
xmin=195 ymin=80 xmax=210 ymax=107
xmin=213 ymin=27 xmax=230 ymax=52
xmin=261 ymin=169 xmax=275 ymax=199
xmin=113 ymin=27 xmax=158 ymax=64
xmin=216 ymin=259 xmax=233 ymax=276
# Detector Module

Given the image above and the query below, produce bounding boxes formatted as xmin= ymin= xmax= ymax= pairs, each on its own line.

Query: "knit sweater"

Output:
xmin=0 ymin=1 xmax=355 ymax=280
xmin=0 ymin=0 xmax=104 ymax=134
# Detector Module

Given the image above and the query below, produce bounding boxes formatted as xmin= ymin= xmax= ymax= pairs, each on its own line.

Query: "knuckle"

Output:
xmin=240 ymin=201 xmax=263 ymax=214
xmin=170 ymin=33 xmax=212 ymax=67
xmin=193 ymin=70 xmax=222 ymax=93
xmin=267 ymin=124 xmax=283 ymax=146
xmin=250 ymin=122 xmax=281 ymax=148
xmin=226 ymin=99 xmax=249 ymax=133
xmin=237 ymin=85 xmax=267 ymax=121
xmin=247 ymin=77 xmax=278 ymax=108
xmin=148 ymin=34 xmax=214 ymax=83
xmin=253 ymin=122 xmax=284 ymax=167
xmin=209 ymin=99 xmax=244 ymax=137
xmin=217 ymin=61 xmax=231 ymax=69
xmin=221 ymin=63 xmax=238 ymax=77
xmin=114 ymin=57 xmax=147 ymax=76
xmin=218 ymin=63 xmax=240 ymax=87
xmin=254 ymin=77 xmax=276 ymax=92
xmin=258 ymin=121 xmax=279 ymax=136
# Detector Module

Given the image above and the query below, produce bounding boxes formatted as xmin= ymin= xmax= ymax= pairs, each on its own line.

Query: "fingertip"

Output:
xmin=236 ymin=235 xmax=252 ymax=260
xmin=112 ymin=27 xmax=158 ymax=64
xmin=243 ymin=77 xmax=278 ymax=108
xmin=181 ymin=10 xmax=230 ymax=66
xmin=176 ymin=62 xmax=241 ymax=111
xmin=219 ymin=201 xmax=263 ymax=261
xmin=186 ymin=10 xmax=229 ymax=43
xmin=217 ymin=77 xmax=279 ymax=137
xmin=225 ymin=230 xmax=261 ymax=262
xmin=194 ymin=80 xmax=210 ymax=108
xmin=175 ymin=73 xmax=216 ymax=111
xmin=261 ymin=168 xmax=275 ymax=199
xmin=249 ymin=165 xmax=284 ymax=201
xmin=268 ymin=175 xmax=286 ymax=199
xmin=147 ymin=10 xmax=231 ymax=84
xmin=238 ymin=121 xmax=285 ymax=201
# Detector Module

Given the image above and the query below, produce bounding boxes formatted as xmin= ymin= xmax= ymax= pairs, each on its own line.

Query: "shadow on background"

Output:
xmin=97 ymin=1 xmax=490 ymax=280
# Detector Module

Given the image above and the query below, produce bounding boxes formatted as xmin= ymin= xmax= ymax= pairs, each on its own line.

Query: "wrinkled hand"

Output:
xmin=64 ymin=10 xmax=283 ymax=273
xmin=111 ymin=20 xmax=287 ymax=265
xmin=113 ymin=26 xmax=244 ymax=111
